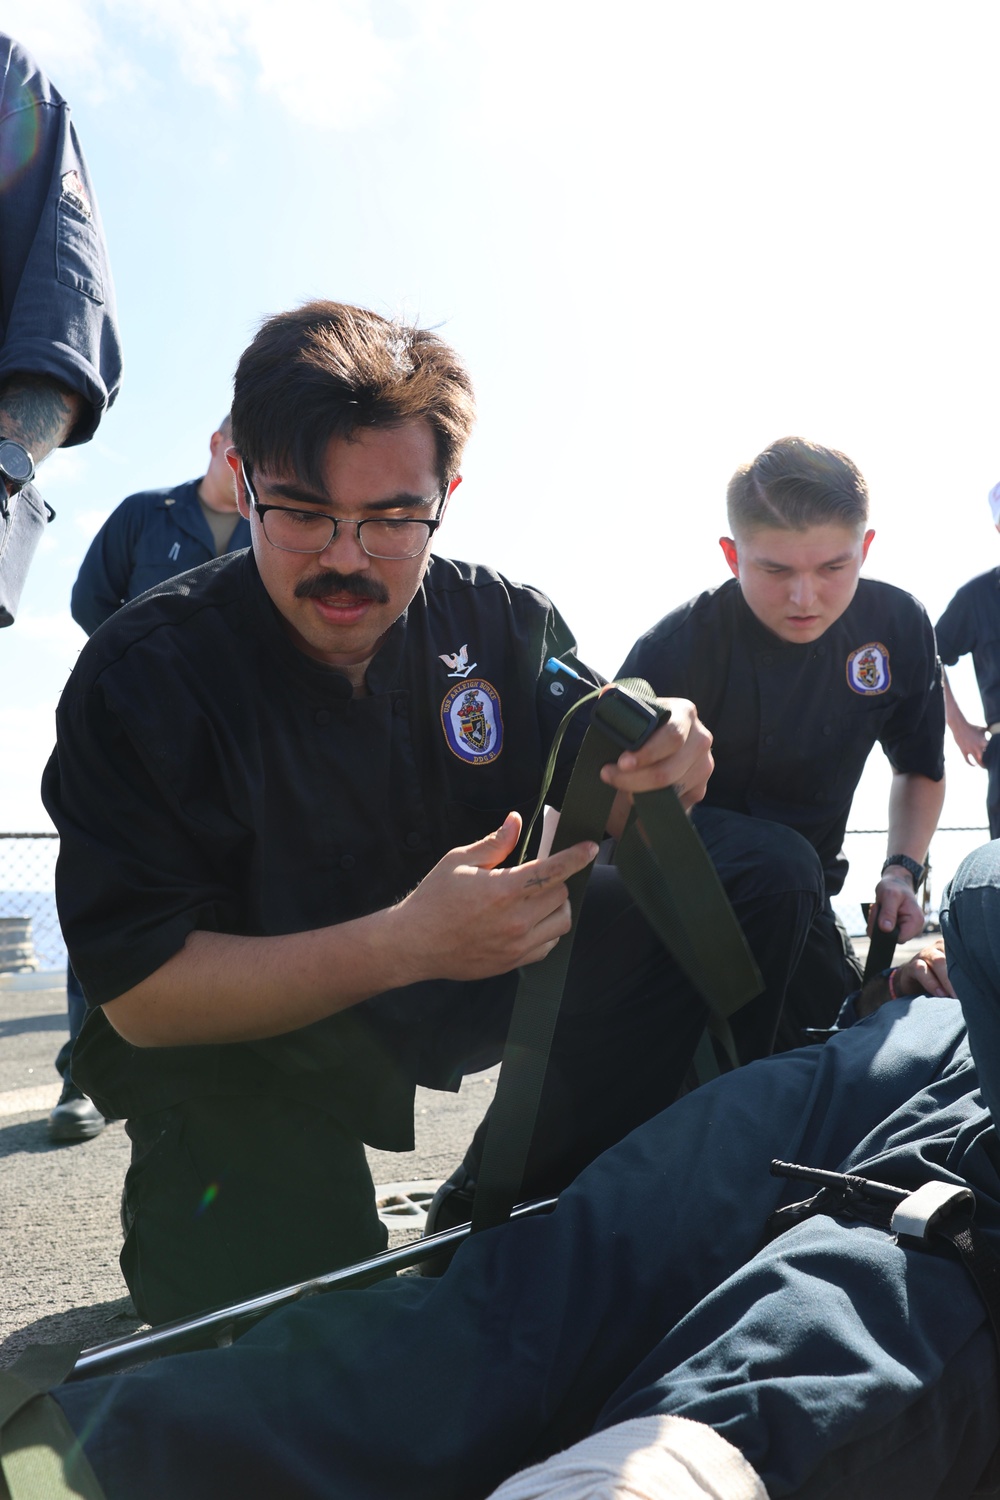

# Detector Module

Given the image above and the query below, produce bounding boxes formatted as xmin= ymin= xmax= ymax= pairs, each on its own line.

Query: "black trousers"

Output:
xmin=774 ymin=898 xmax=865 ymax=1052
xmin=986 ymin=733 xmax=1000 ymax=841
xmin=120 ymin=807 xmax=822 ymax=1324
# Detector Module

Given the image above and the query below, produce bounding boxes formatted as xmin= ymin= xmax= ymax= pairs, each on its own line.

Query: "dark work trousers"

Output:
xmin=774 ymin=898 xmax=865 ymax=1053
xmin=55 ymin=961 xmax=87 ymax=1081
xmin=985 ymin=733 xmax=1000 ymax=840
xmin=57 ymin=977 xmax=1000 ymax=1500
xmin=118 ymin=807 xmax=821 ymax=1325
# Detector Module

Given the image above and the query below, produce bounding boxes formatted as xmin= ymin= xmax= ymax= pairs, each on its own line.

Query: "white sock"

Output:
xmin=485 ymin=1415 xmax=768 ymax=1500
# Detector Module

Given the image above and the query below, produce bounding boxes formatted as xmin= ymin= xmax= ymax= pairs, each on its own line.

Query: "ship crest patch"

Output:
xmin=846 ymin=641 xmax=890 ymax=696
xmin=441 ymin=678 xmax=504 ymax=764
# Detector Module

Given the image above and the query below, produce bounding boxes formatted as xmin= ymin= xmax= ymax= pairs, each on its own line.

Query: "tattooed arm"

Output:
xmin=0 ymin=374 xmax=83 ymax=482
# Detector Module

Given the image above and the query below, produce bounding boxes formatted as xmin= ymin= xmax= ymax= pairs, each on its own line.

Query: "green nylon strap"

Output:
xmin=517 ymin=684 xmax=602 ymax=864
xmin=0 ymin=1345 xmax=105 ymax=1500
xmin=0 ymin=1346 xmax=80 ymax=1432
xmin=471 ymin=679 xmax=764 ymax=1234
xmin=515 ymin=674 xmax=652 ymax=866
xmin=470 ymin=704 xmax=623 ymax=1232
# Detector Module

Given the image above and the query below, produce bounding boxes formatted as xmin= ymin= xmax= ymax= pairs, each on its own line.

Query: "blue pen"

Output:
xmin=544 ymin=656 xmax=584 ymax=682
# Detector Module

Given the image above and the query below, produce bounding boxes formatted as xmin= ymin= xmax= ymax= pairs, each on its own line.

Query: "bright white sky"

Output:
xmin=3 ymin=0 xmax=999 ymax=916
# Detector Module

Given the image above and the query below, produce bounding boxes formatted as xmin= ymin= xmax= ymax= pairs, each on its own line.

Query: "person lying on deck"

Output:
xmin=24 ymin=839 xmax=1000 ymax=1500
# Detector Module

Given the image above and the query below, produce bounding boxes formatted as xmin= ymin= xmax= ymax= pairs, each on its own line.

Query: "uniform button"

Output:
xmin=763 ymin=734 xmax=774 ymax=747
xmin=405 ymin=831 xmax=423 ymax=849
xmin=822 ymin=724 xmax=832 ymax=736
xmin=315 ymin=710 xmax=331 ymax=726
xmin=761 ymin=654 xmax=772 ymax=666
xmin=393 ymin=698 xmax=406 ymax=715
xmin=339 ymin=854 xmax=356 ymax=871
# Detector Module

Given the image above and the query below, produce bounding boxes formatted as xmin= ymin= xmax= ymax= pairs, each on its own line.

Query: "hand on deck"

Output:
xmin=892 ymin=936 xmax=955 ymax=999
xmin=856 ymin=935 xmax=953 ymax=1016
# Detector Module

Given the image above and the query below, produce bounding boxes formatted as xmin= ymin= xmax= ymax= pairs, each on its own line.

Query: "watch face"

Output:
xmin=0 ymin=441 xmax=33 ymax=482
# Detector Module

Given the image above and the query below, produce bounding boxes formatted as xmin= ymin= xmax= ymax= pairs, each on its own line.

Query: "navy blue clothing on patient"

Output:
xmin=71 ymin=478 xmax=250 ymax=634
xmin=54 ymin=843 xmax=1000 ymax=1500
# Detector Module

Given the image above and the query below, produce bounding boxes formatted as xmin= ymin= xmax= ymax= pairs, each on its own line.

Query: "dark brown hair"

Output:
xmin=727 ymin=436 xmax=869 ymax=535
xmin=231 ymin=301 xmax=476 ymax=488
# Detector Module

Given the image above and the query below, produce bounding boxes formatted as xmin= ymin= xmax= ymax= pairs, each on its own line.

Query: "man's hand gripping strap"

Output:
xmin=471 ymin=678 xmax=762 ymax=1235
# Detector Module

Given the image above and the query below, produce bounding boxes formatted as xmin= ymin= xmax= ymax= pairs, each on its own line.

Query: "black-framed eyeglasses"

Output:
xmin=241 ymin=462 xmax=445 ymax=560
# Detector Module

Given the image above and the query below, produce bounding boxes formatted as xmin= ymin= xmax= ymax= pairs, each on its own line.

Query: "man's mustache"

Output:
xmin=294 ymin=572 xmax=390 ymax=605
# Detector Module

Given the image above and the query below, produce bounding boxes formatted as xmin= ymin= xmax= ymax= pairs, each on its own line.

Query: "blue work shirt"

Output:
xmin=936 ymin=567 xmax=1000 ymax=726
xmin=0 ymin=34 xmax=123 ymax=623
xmin=71 ymin=479 xmax=251 ymax=635
xmin=0 ymin=34 xmax=122 ymax=437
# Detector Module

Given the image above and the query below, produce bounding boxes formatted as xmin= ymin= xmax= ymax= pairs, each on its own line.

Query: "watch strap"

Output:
xmin=881 ymin=853 xmax=926 ymax=890
xmin=0 ymin=437 xmax=35 ymax=496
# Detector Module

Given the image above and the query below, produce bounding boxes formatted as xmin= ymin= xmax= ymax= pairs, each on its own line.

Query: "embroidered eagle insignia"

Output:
xmin=439 ymin=644 xmax=477 ymax=679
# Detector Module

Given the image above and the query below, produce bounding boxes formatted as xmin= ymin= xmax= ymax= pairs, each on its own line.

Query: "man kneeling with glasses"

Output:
xmin=41 ymin=301 xmax=820 ymax=1324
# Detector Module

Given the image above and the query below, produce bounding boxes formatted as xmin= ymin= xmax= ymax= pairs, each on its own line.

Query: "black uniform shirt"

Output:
xmin=41 ymin=549 xmax=598 ymax=1138
xmin=935 ymin=569 xmax=1000 ymax=726
xmin=620 ymin=577 xmax=944 ymax=892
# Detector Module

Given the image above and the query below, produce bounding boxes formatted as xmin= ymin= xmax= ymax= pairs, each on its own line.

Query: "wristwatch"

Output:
xmin=881 ymin=853 xmax=927 ymax=891
xmin=0 ymin=437 xmax=35 ymax=495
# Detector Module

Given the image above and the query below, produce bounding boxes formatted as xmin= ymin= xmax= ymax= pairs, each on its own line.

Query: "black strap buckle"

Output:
xmin=592 ymin=684 xmax=669 ymax=752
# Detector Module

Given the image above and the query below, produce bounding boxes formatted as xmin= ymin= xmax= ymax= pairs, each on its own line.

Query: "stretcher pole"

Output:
xmin=67 ymin=1196 xmax=557 ymax=1381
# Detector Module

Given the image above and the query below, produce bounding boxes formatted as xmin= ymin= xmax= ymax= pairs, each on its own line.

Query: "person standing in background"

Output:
xmin=70 ymin=415 xmax=249 ymax=635
xmin=0 ymin=32 xmax=122 ymax=626
xmin=0 ymin=32 xmax=122 ymax=1140
xmin=935 ymin=481 xmax=1000 ymax=839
